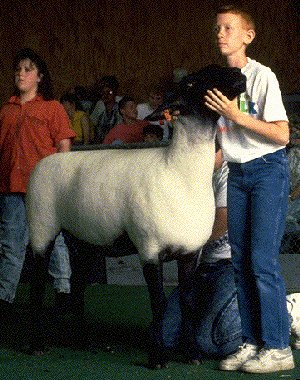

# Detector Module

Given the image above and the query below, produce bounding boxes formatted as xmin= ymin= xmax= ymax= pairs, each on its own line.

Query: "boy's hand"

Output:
xmin=204 ymin=88 xmax=241 ymax=123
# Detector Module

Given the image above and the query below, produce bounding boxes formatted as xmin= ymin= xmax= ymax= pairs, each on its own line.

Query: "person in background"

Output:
xmin=0 ymin=48 xmax=76 ymax=324
xmin=102 ymin=95 xmax=150 ymax=145
xmin=60 ymin=92 xmax=91 ymax=145
xmin=280 ymin=117 xmax=300 ymax=254
xmin=69 ymin=85 xmax=93 ymax=115
xmin=90 ymin=75 xmax=122 ymax=142
xmin=143 ymin=124 xmax=164 ymax=143
xmin=137 ymin=85 xmax=164 ymax=120
xmin=163 ymin=67 xmax=188 ymax=103
xmin=137 ymin=85 xmax=171 ymax=142
xmin=205 ymin=5 xmax=294 ymax=373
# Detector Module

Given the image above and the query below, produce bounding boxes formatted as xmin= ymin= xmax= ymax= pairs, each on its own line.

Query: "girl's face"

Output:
xmin=15 ymin=58 xmax=42 ymax=96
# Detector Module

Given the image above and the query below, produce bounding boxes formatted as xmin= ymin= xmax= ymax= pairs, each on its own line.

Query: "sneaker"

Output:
xmin=219 ymin=343 xmax=258 ymax=371
xmin=240 ymin=347 xmax=295 ymax=373
xmin=286 ymin=293 xmax=300 ymax=349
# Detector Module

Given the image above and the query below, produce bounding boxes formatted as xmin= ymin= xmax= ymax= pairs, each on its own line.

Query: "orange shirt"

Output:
xmin=0 ymin=95 xmax=76 ymax=193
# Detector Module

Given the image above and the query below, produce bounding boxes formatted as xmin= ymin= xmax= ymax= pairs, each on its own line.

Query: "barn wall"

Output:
xmin=0 ymin=0 xmax=298 ymax=105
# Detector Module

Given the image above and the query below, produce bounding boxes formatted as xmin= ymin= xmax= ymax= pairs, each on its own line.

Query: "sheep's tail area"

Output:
xmin=26 ymin=159 xmax=61 ymax=257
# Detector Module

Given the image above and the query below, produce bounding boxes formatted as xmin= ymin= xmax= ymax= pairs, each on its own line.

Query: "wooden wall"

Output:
xmin=0 ymin=0 xmax=299 ymax=105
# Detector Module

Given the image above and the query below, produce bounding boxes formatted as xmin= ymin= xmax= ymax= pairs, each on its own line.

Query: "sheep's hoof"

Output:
xmin=147 ymin=361 xmax=169 ymax=370
xmin=147 ymin=354 xmax=169 ymax=370
xmin=21 ymin=344 xmax=50 ymax=356
xmin=188 ymin=358 xmax=203 ymax=365
xmin=31 ymin=349 xmax=47 ymax=356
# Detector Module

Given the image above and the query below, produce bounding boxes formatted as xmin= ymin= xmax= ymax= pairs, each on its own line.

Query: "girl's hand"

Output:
xmin=204 ymin=88 xmax=241 ymax=123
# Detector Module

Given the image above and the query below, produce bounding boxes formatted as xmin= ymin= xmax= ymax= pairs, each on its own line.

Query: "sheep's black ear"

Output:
xmin=224 ymin=75 xmax=247 ymax=100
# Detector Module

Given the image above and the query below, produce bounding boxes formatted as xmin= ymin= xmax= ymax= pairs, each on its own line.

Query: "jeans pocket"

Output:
xmin=212 ymin=292 xmax=242 ymax=346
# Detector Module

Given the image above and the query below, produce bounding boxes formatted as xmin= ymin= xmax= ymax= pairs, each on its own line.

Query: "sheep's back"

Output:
xmin=27 ymin=148 xmax=167 ymax=247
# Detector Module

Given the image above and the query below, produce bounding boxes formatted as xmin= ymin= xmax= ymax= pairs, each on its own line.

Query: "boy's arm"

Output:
xmin=205 ymin=89 xmax=289 ymax=146
xmin=208 ymin=206 xmax=227 ymax=242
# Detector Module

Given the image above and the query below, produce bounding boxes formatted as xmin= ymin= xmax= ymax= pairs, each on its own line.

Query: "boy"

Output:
xmin=205 ymin=5 xmax=294 ymax=373
xmin=103 ymin=95 xmax=149 ymax=145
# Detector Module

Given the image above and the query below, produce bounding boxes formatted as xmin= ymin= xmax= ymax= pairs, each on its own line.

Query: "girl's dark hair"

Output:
xmin=13 ymin=48 xmax=54 ymax=100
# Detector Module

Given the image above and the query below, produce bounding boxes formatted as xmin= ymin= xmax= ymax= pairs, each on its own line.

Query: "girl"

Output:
xmin=0 ymin=48 xmax=76 ymax=320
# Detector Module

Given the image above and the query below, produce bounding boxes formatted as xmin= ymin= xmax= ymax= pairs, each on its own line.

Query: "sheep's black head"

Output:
xmin=147 ymin=64 xmax=246 ymax=122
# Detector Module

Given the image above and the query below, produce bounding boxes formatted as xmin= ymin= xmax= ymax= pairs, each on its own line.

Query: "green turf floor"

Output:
xmin=1 ymin=284 xmax=299 ymax=380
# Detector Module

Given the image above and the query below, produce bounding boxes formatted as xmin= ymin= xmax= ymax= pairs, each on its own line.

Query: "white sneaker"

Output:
xmin=240 ymin=347 xmax=295 ymax=373
xmin=219 ymin=343 xmax=258 ymax=371
xmin=286 ymin=293 xmax=300 ymax=349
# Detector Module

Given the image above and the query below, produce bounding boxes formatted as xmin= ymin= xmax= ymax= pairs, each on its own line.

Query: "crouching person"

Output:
xmin=162 ymin=153 xmax=242 ymax=359
xmin=162 ymin=154 xmax=300 ymax=360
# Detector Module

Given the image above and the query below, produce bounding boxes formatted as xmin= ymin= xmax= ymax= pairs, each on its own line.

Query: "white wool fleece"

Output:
xmin=26 ymin=115 xmax=216 ymax=264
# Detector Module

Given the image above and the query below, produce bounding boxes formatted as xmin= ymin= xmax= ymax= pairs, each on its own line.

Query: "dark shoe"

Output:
xmin=0 ymin=299 xmax=13 ymax=322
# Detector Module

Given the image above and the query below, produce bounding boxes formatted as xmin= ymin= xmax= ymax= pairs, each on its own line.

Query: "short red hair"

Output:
xmin=216 ymin=4 xmax=256 ymax=31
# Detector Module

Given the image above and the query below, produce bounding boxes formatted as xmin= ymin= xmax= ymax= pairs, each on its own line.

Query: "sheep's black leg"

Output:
xmin=65 ymin=234 xmax=100 ymax=348
xmin=177 ymin=253 xmax=202 ymax=364
xmin=28 ymin=248 xmax=52 ymax=355
xmin=143 ymin=261 xmax=168 ymax=369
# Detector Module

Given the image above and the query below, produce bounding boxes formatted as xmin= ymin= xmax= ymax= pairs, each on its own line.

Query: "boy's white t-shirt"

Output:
xmin=217 ymin=58 xmax=288 ymax=163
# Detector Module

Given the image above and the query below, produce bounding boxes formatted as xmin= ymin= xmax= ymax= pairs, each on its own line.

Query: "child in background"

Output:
xmin=143 ymin=124 xmax=164 ymax=143
xmin=137 ymin=85 xmax=164 ymax=120
xmin=205 ymin=5 xmax=294 ymax=373
xmin=103 ymin=96 xmax=149 ymax=145
xmin=60 ymin=92 xmax=91 ymax=144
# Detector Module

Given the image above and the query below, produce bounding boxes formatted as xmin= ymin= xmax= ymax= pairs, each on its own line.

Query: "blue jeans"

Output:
xmin=48 ymin=232 xmax=71 ymax=293
xmin=227 ymin=149 xmax=290 ymax=349
xmin=162 ymin=259 xmax=242 ymax=358
xmin=0 ymin=194 xmax=28 ymax=303
xmin=0 ymin=194 xmax=71 ymax=302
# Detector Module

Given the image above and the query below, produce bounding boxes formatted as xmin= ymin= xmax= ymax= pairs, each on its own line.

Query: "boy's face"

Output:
xmin=101 ymin=86 xmax=115 ymax=105
xmin=214 ymin=13 xmax=254 ymax=58
xmin=149 ymin=92 xmax=163 ymax=109
xmin=15 ymin=58 xmax=42 ymax=95
xmin=120 ymin=101 xmax=138 ymax=121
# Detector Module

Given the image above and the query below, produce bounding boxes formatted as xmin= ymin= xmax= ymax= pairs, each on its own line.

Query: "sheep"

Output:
xmin=26 ymin=64 xmax=246 ymax=368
